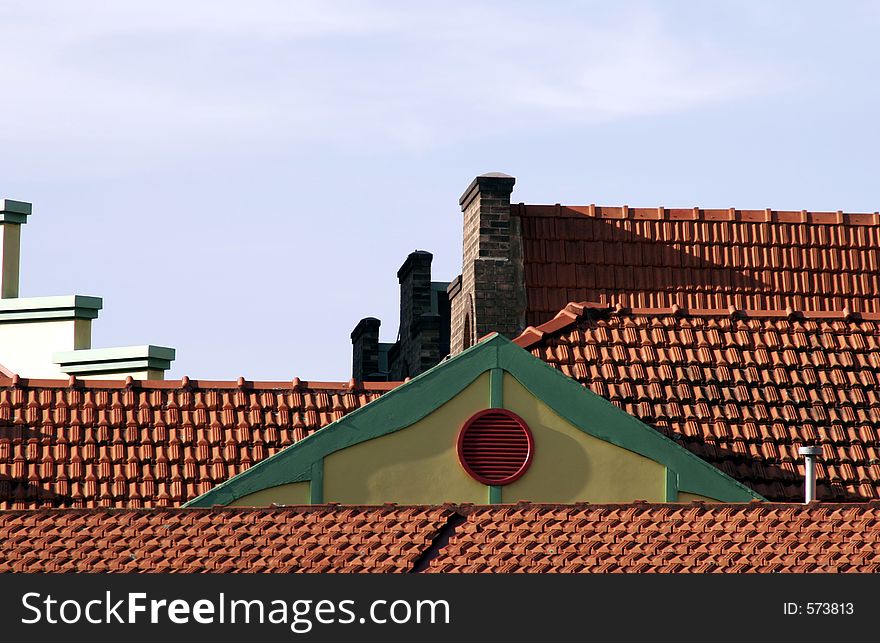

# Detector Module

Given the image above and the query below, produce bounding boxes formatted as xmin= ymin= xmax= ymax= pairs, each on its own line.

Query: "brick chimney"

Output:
xmin=350 ymin=250 xmax=451 ymax=381
xmin=0 ymin=199 xmax=31 ymax=299
xmin=397 ymin=251 xmax=433 ymax=340
xmin=351 ymin=317 xmax=382 ymax=382
xmin=449 ymin=173 xmax=526 ymax=353
xmin=391 ymin=250 xmax=449 ymax=379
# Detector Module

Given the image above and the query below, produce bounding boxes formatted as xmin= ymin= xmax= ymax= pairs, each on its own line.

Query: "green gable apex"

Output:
xmin=186 ymin=334 xmax=763 ymax=506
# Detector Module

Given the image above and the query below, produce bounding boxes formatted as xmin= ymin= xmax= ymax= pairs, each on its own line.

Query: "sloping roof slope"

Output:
xmin=517 ymin=204 xmax=880 ymax=326
xmin=3 ymin=502 xmax=878 ymax=573
xmin=515 ymin=302 xmax=880 ymax=501
xmin=428 ymin=502 xmax=880 ymax=573
xmin=0 ymin=505 xmax=449 ymax=572
xmin=0 ymin=376 xmax=398 ymax=509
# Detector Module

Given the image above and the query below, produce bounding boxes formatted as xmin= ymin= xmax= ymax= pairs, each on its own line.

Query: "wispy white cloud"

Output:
xmin=0 ymin=2 xmax=786 ymax=179
xmin=511 ymin=12 xmax=763 ymax=118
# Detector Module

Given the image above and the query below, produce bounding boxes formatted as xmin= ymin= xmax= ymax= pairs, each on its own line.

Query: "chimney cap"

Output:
xmin=459 ymin=173 xmax=516 ymax=208
xmin=350 ymin=317 xmax=380 ymax=340
xmin=798 ymin=446 xmax=823 ymax=457
xmin=0 ymin=199 xmax=32 ymax=224
xmin=396 ymin=250 xmax=433 ymax=280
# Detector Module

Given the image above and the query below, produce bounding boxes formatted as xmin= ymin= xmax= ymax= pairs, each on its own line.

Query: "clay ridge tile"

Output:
xmin=9 ymin=375 xmax=401 ymax=392
xmin=514 ymin=302 xmax=872 ymax=350
xmin=515 ymin=203 xmax=880 ymax=226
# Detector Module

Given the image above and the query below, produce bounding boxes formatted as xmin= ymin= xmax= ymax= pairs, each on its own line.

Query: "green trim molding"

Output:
xmin=0 ymin=295 xmax=102 ymax=322
xmin=309 ymin=460 xmax=324 ymax=504
xmin=0 ymin=199 xmax=31 ymax=225
xmin=186 ymin=334 xmax=763 ymax=507
xmin=489 ymin=368 xmax=503 ymax=408
xmin=665 ymin=468 xmax=679 ymax=502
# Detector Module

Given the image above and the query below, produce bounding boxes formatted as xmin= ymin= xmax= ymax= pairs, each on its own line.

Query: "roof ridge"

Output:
xmin=0 ymin=374 xmax=402 ymax=392
xmin=1 ymin=500 xmax=876 ymax=517
xmin=514 ymin=203 xmax=880 ymax=226
xmin=0 ymin=504 xmax=459 ymax=517
xmin=513 ymin=301 xmax=880 ymax=349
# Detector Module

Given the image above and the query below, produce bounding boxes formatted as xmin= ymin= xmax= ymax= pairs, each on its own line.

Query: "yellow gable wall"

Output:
xmin=501 ymin=373 xmax=666 ymax=503
xmin=323 ymin=370 xmax=669 ymax=504
xmin=321 ymin=373 xmax=490 ymax=504
xmin=230 ymin=481 xmax=311 ymax=506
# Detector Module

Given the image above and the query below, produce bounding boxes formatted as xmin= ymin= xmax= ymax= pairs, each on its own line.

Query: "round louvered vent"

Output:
xmin=457 ymin=409 xmax=534 ymax=485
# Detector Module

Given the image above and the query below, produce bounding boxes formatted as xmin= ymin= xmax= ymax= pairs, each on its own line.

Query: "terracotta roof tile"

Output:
xmin=0 ymin=505 xmax=450 ymax=573
xmin=4 ymin=502 xmax=879 ymax=573
xmin=0 ymin=377 xmax=399 ymax=510
xmin=424 ymin=502 xmax=880 ymax=573
xmin=517 ymin=204 xmax=880 ymax=326
xmin=515 ymin=303 xmax=880 ymax=501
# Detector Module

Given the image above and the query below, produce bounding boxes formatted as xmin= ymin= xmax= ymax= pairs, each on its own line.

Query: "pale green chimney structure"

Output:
xmin=0 ymin=198 xmax=176 ymax=380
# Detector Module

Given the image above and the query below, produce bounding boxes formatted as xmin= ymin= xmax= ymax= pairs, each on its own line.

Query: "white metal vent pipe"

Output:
xmin=798 ymin=446 xmax=823 ymax=504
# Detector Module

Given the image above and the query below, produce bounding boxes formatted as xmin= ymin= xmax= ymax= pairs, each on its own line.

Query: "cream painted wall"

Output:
xmin=82 ymin=368 xmax=165 ymax=381
xmin=0 ymin=319 xmax=91 ymax=378
xmin=322 ymin=373 xmax=490 ymax=504
xmin=230 ymin=482 xmax=311 ymax=506
xmin=502 ymin=374 xmax=666 ymax=503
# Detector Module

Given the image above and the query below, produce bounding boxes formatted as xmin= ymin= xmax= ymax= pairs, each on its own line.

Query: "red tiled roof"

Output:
xmin=517 ymin=204 xmax=880 ymax=327
xmin=3 ymin=502 xmax=879 ymax=573
xmin=428 ymin=502 xmax=880 ymax=573
xmin=0 ymin=375 xmax=400 ymax=510
xmin=515 ymin=302 xmax=880 ymax=502
xmin=0 ymin=505 xmax=449 ymax=572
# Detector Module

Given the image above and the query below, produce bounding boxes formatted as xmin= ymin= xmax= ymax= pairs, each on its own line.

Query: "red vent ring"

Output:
xmin=457 ymin=409 xmax=534 ymax=486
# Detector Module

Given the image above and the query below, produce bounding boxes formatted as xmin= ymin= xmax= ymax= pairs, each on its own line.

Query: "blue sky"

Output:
xmin=2 ymin=2 xmax=879 ymax=380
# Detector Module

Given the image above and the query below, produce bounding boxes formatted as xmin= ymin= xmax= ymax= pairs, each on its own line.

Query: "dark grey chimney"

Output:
xmin=351 ymin=317 xmax=381 ymax=382
xmin=397 ymin=250 xmax=434 ymax=340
